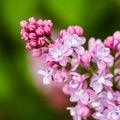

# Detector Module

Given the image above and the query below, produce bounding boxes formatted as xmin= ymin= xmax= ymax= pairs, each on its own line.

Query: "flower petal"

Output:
xmin=43 ymin=75 xmax=51 ymax=84
xmin=74 ymin=46 xmax=85 ymax=55
xmin=91 ymin=81 xmax=103 ymax=93
xmin=104 ymin=80 xmax=112 ymax=87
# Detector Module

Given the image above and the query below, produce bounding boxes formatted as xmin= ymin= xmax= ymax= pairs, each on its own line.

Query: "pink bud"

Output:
xmin=53 ymin=69 xmax=68 ymax=83
xmin=117 ymin=43 xmax=120 ymax=52
xmin=25 ymin=43 xmax=33 ymax=50
xmin=59 ymin=30 xmax=66 ymax=38
xmin=43 ymin=20 xmax=53 ymax=28
xmin=38 ymin=37 xmax=46 ymax=47
xmin=74 ymin=26 xmax=83 ymax=36
xmin=46 ymin=20 xmax=53 ymax=28
xmin=67 ymin=26 xmax=84 ymax=36
xmin=32 ymin=48 xmax=42 ymax=56
xmin=29 ymin=17 xmax=37 ymax=24
xmin=113 ymin=31 xmax=120 ymax=42
xmin=21 ymin=29 xmax=29 ymax=41
xmin=44 ymin=26 xmax=51 ymax=36
xmin=78 ymin=106 xmax=90 ymax=118
xmin=28 ymin=24 xmax=37 ymax=31
xmin=67 ymin=26 xmax=75 ymax=35
xmin=116 ymin=96 xmax=120 ymax=104
xmin=29 ymin=40 xmax=38 ymax=47
xmin=35 ymin=27 xmax=44 ymax=36
xmin=104 ymin=36 xmax=114 ymax=50
xmin=20 ymin=20 xmax=28 ymax=28
xmin=80 ymin=51 xmax=91 ymax=69
xmin=29 ymin=32 xmax=37 ymax=40
xmin=37 ymin=19 xmax=43 ymax=26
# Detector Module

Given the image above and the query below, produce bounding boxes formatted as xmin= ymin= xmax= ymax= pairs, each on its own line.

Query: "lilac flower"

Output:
xmin=93 ymin=44 xmax=114 ymax=69
xmin=38 ymin=67 xmax=53 ymax=84
xmin=67 ymin=105 xmax=82 ymax=120
xmin=89 ymin=38 xmax=114 ymax=70
xmin=47 ymin=41 xmax=73 ymax=66
xmin=63 ymin=33 xmax=86 ymax=55
xmin=69 ymin=72 xmax=88 ymax=89
xmin=70 ymin=89 xmax=89 ymax=105
xmin=92 ymin=112 xmax=107 ymax=120
xmin=107 ymin=104 xmax=120 ymax=120
xmin=88 ymin=37 xmax=102 ymax=52
xmin=67 ymin=105 xmax=90 ymax=120
xmin=90 ymin=70 xmax=113 ymax=93
xmin=69 ymin=72 xmax=83 ymax=89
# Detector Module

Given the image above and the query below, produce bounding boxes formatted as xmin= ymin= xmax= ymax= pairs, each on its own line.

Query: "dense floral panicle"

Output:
xmin=20 ymin=17 xmax=53 ymax=52
xmin=20 ymin=18 xmax=120 ymax=120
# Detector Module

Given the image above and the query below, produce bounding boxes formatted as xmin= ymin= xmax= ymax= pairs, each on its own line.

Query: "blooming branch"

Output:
xmin=20 ymin=17 xmax=120 ymax=120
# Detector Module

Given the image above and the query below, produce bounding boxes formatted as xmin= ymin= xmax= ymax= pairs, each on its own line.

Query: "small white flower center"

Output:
xmin=98 ymin=77 xmax=105 ymax=83
xmin=71 ymin=39 xmax=79 ymax=47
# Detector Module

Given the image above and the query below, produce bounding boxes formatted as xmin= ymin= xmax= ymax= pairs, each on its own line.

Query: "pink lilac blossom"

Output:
xmin=90 ymin=70 xmax=113 ymax=93
xmin=62 ymin=33 xmax=86 ymax=55
xmin=47 ymin=41 xmax=73 ymax=66
xmin=20 ymin=17 xmax=120 ymax=120
xmin=90 ymin=43 xmax=114 ymax=70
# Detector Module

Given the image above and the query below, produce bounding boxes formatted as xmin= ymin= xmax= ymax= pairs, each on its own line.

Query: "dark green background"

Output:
xmin=1 ymin=0 xmax=120 ymax=120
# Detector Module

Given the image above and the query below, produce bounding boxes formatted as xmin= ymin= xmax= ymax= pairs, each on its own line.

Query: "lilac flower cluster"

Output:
xmin=20 ymin=17 xmax=120 ymax=120
xmin=20 ymin=17 xmax=53 ymax=56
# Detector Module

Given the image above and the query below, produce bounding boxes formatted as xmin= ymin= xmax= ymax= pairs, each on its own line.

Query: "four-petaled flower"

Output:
xmin=90 ymin=70 xmax=113 ymax=93
xmin=47 ymin=41 xmax=73 ymax=66
xmin=63 ymin=33 xmax=86 ymax=55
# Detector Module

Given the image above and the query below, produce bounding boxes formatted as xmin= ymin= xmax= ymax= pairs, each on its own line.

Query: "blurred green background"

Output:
xmin=1 ymin=0 xmax=120 ymax=120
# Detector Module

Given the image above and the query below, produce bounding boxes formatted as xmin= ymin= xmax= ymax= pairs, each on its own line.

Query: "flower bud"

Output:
xmin=80 ymin=51 xmax=91 ymax=69
xmin=37 ymin=19 xmax=43 ymax=26
xmin=28 ymin=24 xmax=37 ymax=31
xmin=78 ymin=106 xmax=90 ymax=118
xmin=35 ymin=27 xmax=44 ymax=36
xmin=29 ymin=40 xmax=38 ymax=47
xmin=104 ymin=36 xmax=114 ymax=50
xmin=38 ymin=37 xmax=46 ymax=47
xmin=53 ymin=69 xmax=68 ymax=83
xmin=59 ymin=30 xmax=66 ymax=38
xmin=44 ymin=26 xmax=51 ymax=36
xmin=20 ymin=20 xmax=28 ymax=28
xmin=113 ymin=31 xmax=120 ymax=42
xmin=25 ymin=43 xmax=33 ymax=50
xmin=29 ymin=17 xmax=37 ymax=24
xmin=29 ymin=32 xmax=37 ymax=40
xmin=21 ymin=29 xmax=29 ymax=41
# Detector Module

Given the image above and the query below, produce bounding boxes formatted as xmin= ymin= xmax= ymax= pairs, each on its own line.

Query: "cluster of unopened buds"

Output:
xmin=20 ymin=17 xmax=120 ymax=120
